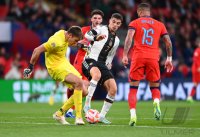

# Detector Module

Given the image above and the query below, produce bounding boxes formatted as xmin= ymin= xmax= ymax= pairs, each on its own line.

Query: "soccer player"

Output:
xmin=122 ymin=3 xmax=173 ymax=126
xmin=23 ymin=26 xmax=86 ymax=125
xmin=65 ymin=9 xmax=104 ymax=118
xmin=187 ymin=38 xmax=200 ymax=102
xmin=82 ymin=13 xmax=123 ymax=124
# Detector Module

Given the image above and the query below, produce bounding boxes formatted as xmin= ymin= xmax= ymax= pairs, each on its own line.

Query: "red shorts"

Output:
xmin=73 ymin=61 xmax=88 ymax=81
xmin=192 ymin=68 xmax=200 ymax=83
xmin=129 ymin=58 xmax=160 ymax=82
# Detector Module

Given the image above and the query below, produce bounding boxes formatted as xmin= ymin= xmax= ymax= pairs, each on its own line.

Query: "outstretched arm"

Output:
xmin=85 ymin=26 xmax=106 ymax=41
xmin=122 ymin=29 xmax=135 ymax=67
xmin=163 ymin=34 xmax=173 ymax=72
xmin=24 ymin=45 xmax=46 ymax=78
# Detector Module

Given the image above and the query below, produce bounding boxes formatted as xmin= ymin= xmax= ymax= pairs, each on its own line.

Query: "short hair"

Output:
xmin=137 ymin=3 xmax=151 ymax=11
xmin=111 ymin=13 xmax=123 ymax=22
xmin=67 ymin=26 xmax=83 ymax=39
xmin=91 ymin=9 xmax=104 ymax=18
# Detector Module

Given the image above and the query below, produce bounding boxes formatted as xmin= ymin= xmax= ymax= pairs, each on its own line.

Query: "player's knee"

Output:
xmin=92 ymin=72 xmax=101 ymax=81
xmin=74 ymin=79 xmax=83 ymax=90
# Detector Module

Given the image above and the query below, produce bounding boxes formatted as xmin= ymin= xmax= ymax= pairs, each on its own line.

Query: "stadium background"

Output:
xmin=0 ymin=0 xmax=200 ymax=103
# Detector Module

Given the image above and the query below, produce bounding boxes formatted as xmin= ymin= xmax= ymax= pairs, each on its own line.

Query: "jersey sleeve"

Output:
xmin=85 ymin=25 xmax=101 ymax=41
xmin=128 ymin=20 xmax=137 ymax=30
xmin=160 ymin=23 xmax=168 ymax=36
xmin=43 ymin=30 xmax=63 ymax=52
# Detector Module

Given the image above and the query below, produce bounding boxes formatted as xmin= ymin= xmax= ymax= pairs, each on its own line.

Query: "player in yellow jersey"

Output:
xmin=23 ymin=26 xmax=86 ymax=125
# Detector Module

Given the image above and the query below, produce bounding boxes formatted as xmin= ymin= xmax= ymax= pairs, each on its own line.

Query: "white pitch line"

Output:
xmin=0 ymin=121 xmax=200 ymax=130
xmin=7 ymin=116 xmax=199 ymax=121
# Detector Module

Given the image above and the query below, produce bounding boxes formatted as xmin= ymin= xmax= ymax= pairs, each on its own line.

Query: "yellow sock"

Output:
xmin=56 ymin=95 xmax=74 ymax=116
xmin=73 ymin=89 xmax=82 ymax=118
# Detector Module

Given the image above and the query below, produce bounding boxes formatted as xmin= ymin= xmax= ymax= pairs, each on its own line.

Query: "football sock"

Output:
xmin=130 ymin=108 xmax=136 ymax=118
xmin=128 ymin=86 xmax=138 ymax=109
xmin=150 ymin=87 xmax=161 ymax=101
xmin=85 ymin=79 xmax=98 ymax=106
xmin=57 ymin=95 xmax=74 ymax=116
xmin=190 ymin=86 xmax=197 ymax=97
xmin=73 ymin=89 xmax=82 ymax=118
xmin=100 ymin=94 xmax=115 ymax=118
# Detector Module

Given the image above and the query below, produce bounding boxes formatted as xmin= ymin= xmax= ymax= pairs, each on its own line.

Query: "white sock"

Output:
xmin=130 ymin=108 xmax=136 ymax=118
xmin=154 ymin=98 xmax=160 ymax=104
xmin=85 ymin=79 xmax=98 ymax=107
xmin=67 ymin=108 xmax=73 ymax=113
xmin=100 ymin=94 xmax=115 ymax=118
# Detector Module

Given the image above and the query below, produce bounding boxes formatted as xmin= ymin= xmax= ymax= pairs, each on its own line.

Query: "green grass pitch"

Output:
xmin=0 ymin=101 xmax=200 ymax=137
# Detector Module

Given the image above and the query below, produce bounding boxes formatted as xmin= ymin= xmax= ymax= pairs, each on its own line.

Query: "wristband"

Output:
xmin=167 ymin=56 xmax=172 ymax=62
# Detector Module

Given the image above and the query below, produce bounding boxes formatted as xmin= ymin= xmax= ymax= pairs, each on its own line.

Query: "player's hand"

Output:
xmin=122 ymin=55 xmax=129 ymax=68
xmin=164 ymin=60 xmax=173 ymax=73
xmin=95 ymin=34 xmax=106 ymax=41
xmin=23 ymin=64 xmax=34 ymax=79
xmin=106 ymin=63 xmax=112 ymax=70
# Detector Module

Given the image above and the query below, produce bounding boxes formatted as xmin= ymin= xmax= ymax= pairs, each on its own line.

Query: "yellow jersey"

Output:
xmin=43 ymin=30 xmax=68 ymax=69
xmin=43 ymin=30 xmax=81 ymax=87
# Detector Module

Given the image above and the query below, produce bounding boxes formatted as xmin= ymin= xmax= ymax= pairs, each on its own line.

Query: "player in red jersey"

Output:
xmin=187 ymin=38 xmax=200 ymax=102
xmin=65 ymin=9 xmax=104 ymax=118
xmin=122 ymin=3 xmax=173 ymax=126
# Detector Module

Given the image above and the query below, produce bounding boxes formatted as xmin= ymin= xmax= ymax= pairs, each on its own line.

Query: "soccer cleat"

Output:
xmin=75 ymin=117 xmax=85 ymax=125
xmin=98 ymin=117 xmax=111 ymax=124
xmin=53 ymin=112 xmax=70 ymax=125
xmin=83 ymin=105 xmax=90 ymax=113
xmin=153 ymin=102 xmax=161 ymax=120
xmin=129 ymin=116 xmax=137 ymax=126
xmin=65 ymin=112 xmax=75 ymax=118
xmin=187 ymin=96 xmax=194 ymax=103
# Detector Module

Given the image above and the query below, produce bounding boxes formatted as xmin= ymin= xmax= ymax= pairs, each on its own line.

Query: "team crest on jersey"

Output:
xmin=51 ymin=42 xmax=56 ymax=47
xmin=89 ymin=62 xmax=93 ymax=66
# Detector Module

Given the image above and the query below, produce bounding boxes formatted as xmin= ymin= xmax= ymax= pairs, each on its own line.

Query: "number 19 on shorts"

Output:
xmin=142 ymin=27 xmax=154 ymax=46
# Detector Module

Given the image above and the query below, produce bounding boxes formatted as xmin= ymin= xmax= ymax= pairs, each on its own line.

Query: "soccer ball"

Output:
xmin=85 ymin=109 xmax=100 ymax=124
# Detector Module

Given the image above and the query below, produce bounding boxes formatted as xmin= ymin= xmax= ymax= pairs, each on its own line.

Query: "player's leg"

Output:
xmin=187 ymin=82 xmax=198 ymax=102
xmin=49 ymin=81 xmax=59 ymax=106
xmin=99 ymin=78 xmax=117 ymax=124
xmin=187 ymin=70 xmax=199 ymax=102
xmin=128 ymin=59 xmax=144 ymax=126
xmin=65 ymin=88 xmax=75 ymax=118
xmin=64 ymin=73 xmax=85 ymax=125
xmin=65 ymin=80 xmax=89 ymax=118
xmin=146 ymin=59 xmax=161 ymax=120
xmin=82 ymin=59 xmax=101 ymax=113
xmin=128 ymin=80 xmax=140 ymax=126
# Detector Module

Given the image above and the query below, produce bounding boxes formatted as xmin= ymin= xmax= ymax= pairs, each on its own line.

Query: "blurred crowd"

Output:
xmin=0 ymin=0 xmax=200 ymax=80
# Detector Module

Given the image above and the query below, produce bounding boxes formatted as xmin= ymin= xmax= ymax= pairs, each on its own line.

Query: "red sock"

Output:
xmin=128 ymin=86 xmax=138 ymax=109
xmin=150 ymin=87 xmax=160 ymax=100
xmin=190 ymin=86 xmax=197 ymax=97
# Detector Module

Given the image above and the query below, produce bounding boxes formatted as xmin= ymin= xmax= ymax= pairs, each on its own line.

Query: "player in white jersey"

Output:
xmin=82 ymin=13 xmax=123 ymax=124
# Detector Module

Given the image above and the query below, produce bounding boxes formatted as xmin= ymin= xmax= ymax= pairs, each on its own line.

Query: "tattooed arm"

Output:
xmin=122 ymin=29 xmax=135 ymax=67
xmin=163 ymin=34 xmax=173 ymax=72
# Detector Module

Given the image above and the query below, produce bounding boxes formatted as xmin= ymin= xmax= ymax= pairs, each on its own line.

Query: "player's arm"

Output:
xmin=163 ymin=34 xmax=173 ymax=72
xmin=85 ymin=26 xmax=106 ymax=41
xmin=24 ymin=45 xmax=46 ymax=78
xmin=122 ymin=29 xmax=135 ymax=67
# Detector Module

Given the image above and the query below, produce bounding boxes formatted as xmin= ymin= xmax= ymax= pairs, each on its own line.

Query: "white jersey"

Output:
xmin=85 ymin=25 xmax=120 ymax=65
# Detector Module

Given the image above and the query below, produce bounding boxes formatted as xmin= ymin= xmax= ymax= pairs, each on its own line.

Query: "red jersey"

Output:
xmin=73 ymin=26 xmax=91 ymax=67
xmin=192 ymin=47 xmax=200 ymax=71
xmin=129 ymin=17 xmax=168 ymax=61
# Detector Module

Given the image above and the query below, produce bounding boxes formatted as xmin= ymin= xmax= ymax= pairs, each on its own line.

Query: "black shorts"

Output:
xmin=82 ymin=58 xmax=114 ymax=85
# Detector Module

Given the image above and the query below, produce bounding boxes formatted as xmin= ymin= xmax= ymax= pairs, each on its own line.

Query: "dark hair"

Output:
xmin=111 ymin=13 xmax=123 ymax=22
xmin=67 ymin=26 xmax=82 ymax=39
xmin=137 ymin=3 xmax=151 ymax=11
xmin=91 ymin=9 xmax=104 ymax=18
